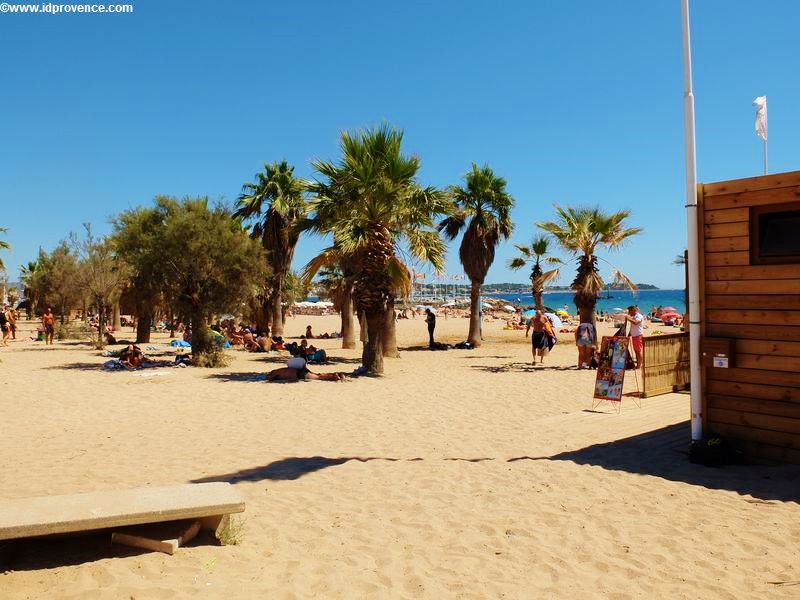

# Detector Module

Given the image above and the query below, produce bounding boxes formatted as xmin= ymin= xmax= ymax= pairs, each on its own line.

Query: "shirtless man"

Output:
xmin=525 ymin=310 xmax=549 ymax=365
xmin=42 ymin=306 xmax=56 ymax=345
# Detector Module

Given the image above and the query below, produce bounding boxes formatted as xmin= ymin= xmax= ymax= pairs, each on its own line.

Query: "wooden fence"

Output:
xmin=641 ymin=333 xmax=690 ymax=398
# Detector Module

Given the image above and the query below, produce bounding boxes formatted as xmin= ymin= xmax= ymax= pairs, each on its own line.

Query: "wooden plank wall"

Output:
xmin=699 ymin=170 xmax=800 ymax=463
xmin=642 ymin=333 xmax=689 ymax=397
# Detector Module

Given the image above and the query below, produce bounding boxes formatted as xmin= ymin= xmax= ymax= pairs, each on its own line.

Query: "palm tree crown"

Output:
xmin=439 ymin=163 xmax=514 ymax=346
xmin=0 ymin=227 xmax=10 ymax=271
xmin=235 ymin=160 xmax=307 ymax=335
xmin=306 ymin=125 xmax=449 ymax=372
xmin=537 ymin=205 xmax=642 ymax=322
xmin=509 ymin=235 xmax=563 ymax=310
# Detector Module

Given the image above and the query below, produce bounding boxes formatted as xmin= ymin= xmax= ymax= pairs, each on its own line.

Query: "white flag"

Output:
xmin=753 ymin=96 xmax=768 ymax=141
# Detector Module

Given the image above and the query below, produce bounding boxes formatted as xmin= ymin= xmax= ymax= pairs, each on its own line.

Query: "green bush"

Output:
xmin=56 ymin=321 xmax=92 ymax=341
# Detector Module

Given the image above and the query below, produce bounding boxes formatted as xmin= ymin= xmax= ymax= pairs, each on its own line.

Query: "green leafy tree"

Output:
xmin=235 ymin=161 xmax=307 ymax=337
xmin=153 ymin=197 xmax=268 ymax=361
xmin=71 ymin=225 xmax=129 ymax=346
xmin=537 ymin=206 xmax=642 ymax=324
xmin=307 ymin=125 xmax=449 ymax=373
xmin=38 ymin=241 xmax=82 ymax=324
xmin=112 ymin=202 xmax=176 ymax=343
xmin=439 ymin=163 xmax=514 ymax=347
xmin=508 ymin=235 xmax=563 ymax=310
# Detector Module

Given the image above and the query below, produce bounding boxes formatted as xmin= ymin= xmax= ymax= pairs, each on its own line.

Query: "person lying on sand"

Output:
xmin=265 ymin=366 xmax=346 ymax=382
xmin=119 ymin=344 xmax=145 ymax=369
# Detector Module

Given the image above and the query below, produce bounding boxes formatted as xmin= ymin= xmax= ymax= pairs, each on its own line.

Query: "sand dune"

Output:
xmin=1 ymin=315 xmax=798 ymax=599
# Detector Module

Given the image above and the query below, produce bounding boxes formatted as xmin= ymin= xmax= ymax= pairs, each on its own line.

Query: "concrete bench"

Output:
xmin=0 ymin=482 xmax=245 ymax=543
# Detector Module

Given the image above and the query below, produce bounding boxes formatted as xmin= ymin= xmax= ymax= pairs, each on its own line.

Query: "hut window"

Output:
xmin=750 ymin=201 xmax=800 ymax=264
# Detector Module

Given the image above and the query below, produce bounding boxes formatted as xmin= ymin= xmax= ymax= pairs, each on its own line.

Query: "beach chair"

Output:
xmin=0 ymin=482 xmax=244 ymax=556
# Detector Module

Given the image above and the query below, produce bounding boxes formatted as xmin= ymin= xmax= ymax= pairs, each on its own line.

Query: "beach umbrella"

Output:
xmin=502 ymin=305 xmax=516 ymax=311
xmin=661 ymin=306 xmax=677 ymax=313
xmin=660 ymin=311 xmax=680 ymax=320
xmin=556 ymin=310 xmax=569 ymax=317
xmin=522 ymin=309 xmax=536 ymax=317
xmin=544 ymin=312 xmax=563 ymax=327
xmin=613 ymin=307 xmax=624 ymax=312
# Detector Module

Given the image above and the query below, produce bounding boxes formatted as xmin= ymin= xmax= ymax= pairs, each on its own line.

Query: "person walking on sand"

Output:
xmin=425 ymin=308 xmax=436 ymax=347
xmin=0 ymin=305 xmax=10 ymax=346
xmin=42 ymin=306 xmax=56 ymax=345
xmin=624 ymin=305 xmax=644 ymax=367
xmin=8 ymin=307 xmax=16 ymax=340
xmin=525 ymin=309 xmax=549 ymax=365
xmin=575 ymin=321 xmax=596 ymax=369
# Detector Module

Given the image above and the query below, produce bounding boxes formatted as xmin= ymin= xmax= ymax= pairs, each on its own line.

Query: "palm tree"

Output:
xmin=0 ymin=227 xmax=9 ymax=271
xmin=235 ymin=161 xmax=307 ymax=336
xmin=7 ymin=287 xmax=18 ymax=308
xmin=537 ymin=206 xmax=642 ymax=324
xmin=301 ymin=245 xmax=357 ymax=349
xmin=19 ymin=260 xmax=40 ymax=318
xmin=307 ymin=125 xmax=449 ymax=374
xmin=509 ymin=235 xmax=563 ymax=310
xmin=439 ymin=163 xmax=514 ymax=347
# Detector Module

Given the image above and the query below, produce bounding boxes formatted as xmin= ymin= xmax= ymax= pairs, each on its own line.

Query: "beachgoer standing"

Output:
xmin=42 ymin=306 xmax=56 ymax=345
xmin=525 ymin=309 xmax=549 ymax=365
xmin=625 ymin=305 xmax=644 ymax=367
xmin=575 ymin=321 xmax=596 ymax=369
xmin=425 ymin=308 xmax=436 ymax=347
xmin=0 ymin=306 xmax=9 ymax=346
xmin=8 ymin=308 xmax=16 ymax=340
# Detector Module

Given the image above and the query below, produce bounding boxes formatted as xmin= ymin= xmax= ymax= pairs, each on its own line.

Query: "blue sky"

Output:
xmin=1 ymin=0 xmax=798 ymax=288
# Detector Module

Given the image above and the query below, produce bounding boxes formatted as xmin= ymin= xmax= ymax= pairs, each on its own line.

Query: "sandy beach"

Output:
xmin=1 ymin=315 xmax=799 ymax=599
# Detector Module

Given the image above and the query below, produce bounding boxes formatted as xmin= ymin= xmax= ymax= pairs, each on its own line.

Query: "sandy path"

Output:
xmin=1 ymin=315 xmax=798 ymax=599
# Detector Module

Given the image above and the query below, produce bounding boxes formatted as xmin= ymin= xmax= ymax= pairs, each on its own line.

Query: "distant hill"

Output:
xmin=478 ymin=282 xmax=659 ymax=293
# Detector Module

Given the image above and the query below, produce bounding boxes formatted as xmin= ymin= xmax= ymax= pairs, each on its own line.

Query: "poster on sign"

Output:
xmin=593 ymin=336 xmax=630 ymax=402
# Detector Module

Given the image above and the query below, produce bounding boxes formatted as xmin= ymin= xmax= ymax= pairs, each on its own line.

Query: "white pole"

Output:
xmin=681 ymin=0 xmax=703 ymax=442
xmin=764 ymin=138 xmax=768 ymax=175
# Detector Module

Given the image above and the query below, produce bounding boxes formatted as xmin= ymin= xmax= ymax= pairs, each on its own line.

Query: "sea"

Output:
xmin=485 ymin=289 xmax=687 ymax=315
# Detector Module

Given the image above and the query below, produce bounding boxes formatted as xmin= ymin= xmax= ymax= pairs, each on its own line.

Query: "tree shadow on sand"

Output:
xmin=191 ymin=456 xmax=415 ymax=483
xmin=41 ymin=361 xmax=105 ymax=371
xmin=207 ymin=372 xmax=267 ymax=382
xmin=508 ymin=420 xmax=800 ymax=503
xmin=469 ymin=362 xmax=575 ymax=373
xmin=255 ymin=355 xmax=363 ymax=366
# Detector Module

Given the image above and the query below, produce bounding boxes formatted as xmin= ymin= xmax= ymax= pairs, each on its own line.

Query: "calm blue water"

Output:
xmin=487 ymin=289 xmax=686 ymax=314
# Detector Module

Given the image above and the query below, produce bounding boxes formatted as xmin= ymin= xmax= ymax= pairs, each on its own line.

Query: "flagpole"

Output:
xmin=764 ymin=138 xmax=768 ymax=175
xmin=681 ymin=0 xmax=703 ymax=444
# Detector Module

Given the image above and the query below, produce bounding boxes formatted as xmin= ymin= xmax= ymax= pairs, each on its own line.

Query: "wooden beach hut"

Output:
xmin=698 ymin=169 xmax=800 ymax=463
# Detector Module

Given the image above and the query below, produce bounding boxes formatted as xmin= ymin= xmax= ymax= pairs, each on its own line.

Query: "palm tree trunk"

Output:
xmin=136 ymin=304 xmax=152 ymax=344
xmin=270 ymin=289 xmax=283 ymax=337
xmin=340 ymin=290 xmax=355 ymax=350
xmin=534 ymin=290 xmax=544 ymax=311
xmin=574 ymin=291 xmax=597 ymax=327
xmin=112 ymin=300 xmax=122 ymax=331
xmin=362 ymin=309 xmax=385 ymax=374
xmin=467 ymin=280 xmax=482 ymax=347
xmin=382 ymin=302 xmax=399 ymax=357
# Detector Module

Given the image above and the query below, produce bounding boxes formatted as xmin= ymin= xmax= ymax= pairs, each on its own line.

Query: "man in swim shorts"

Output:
xmin=42 ymin=306 xmax=56 ymax=345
